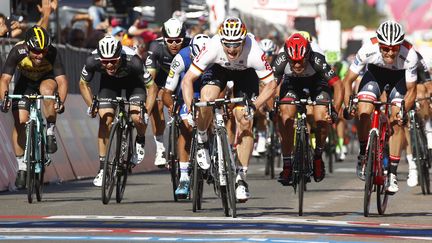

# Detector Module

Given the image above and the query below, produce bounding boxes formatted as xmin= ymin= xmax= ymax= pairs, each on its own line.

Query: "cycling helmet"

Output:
xmin=97 ymin=35 xmax=122 ymax=59
xmin=284 ymin=33 xmax=311 ymax=62
xmin=218 ymin=17 xmax=247 ymax=42
xmin=190 ymin=34 xmax=210 ymax=58
xmin=376 ymin=20 xmax=404 ymax=46
xmin=259 ymin=39 xmax=276 ymax=55
xmin=162 ymin=18 xmax=186 ymax=38
xmin=25 ymin=25 xmax=51 ymax=51
xmin=297 ymin=31 xmax=312 ymax=42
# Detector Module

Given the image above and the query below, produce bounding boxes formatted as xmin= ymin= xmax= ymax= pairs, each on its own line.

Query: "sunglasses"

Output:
xmin=100 ymin=58 xmax=120 ymax=65
xmin=379 ymin=44 xmax=400 ymax=52
xmin=165 ymin=38 xmax=183 ymax=45
xmin=30 ymin=49 xmax=48 ymax=55
xmin=222 ymin=42 xmax=242 ymax=48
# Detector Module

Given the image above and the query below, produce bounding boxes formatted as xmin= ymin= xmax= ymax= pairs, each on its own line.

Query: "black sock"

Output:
xmin=389 ymin=156 xmax=400 ymax=175
xmin=359 ymin=140 xmax=367 ymax=155
xmin=136 ymin=135 xmax=145 ymax=144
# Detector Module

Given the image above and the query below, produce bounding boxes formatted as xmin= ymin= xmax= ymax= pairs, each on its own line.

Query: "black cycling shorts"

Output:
xmin=279 ymin=73 xmax=332 ymax=103
xmin=12 ymin=74 xmax=56 ymax=111
xmin=98 ymin=75 xmax=147 ymax=109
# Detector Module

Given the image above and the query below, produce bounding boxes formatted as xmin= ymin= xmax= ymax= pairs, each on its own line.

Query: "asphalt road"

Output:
xmin=0 ymin=152 xmax=431 ymax=243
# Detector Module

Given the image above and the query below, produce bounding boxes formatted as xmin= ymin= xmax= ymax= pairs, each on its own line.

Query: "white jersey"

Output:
xmin=165 ymin=52 xmax=186 ymax=91
xmin=350 ymin=37 xmax=418 ymax=83
xmin=189 ymin=34 xmax=274 ymax=84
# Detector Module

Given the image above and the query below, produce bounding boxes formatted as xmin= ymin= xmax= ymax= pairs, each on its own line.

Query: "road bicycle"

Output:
xmin=275 ymin=96 xmax=333 ymax=216
xmin=192 ymin=96 xmax=249 ymax=218
xmin=408 ymin=97 xmax=431 ymax=195
xmin=2 ymin=91 xmax=61 ymax=203
xmin=347 ymin=88 xmax=399 ymax=217
xmin=91 ymin=96 xmax=146 ymax=204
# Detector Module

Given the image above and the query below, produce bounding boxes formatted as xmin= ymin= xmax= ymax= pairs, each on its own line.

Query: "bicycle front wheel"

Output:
xmin=35 ymin=129 xmax=47 ymax=202
xmin=417 ymin=126 xmax=431 ymax=195
xmin=25 ymin=120 xmax=36 ymax=204
xmin=102 ymin=122 xmax=120 ymax=204
xmin=295 ymin=130 xmax=308 ymax=216
xmin=364 ymin=131 xmax=377 ymax=217
xmin=191 ymin=129 xmax=203 ymax=212
xmin=220 ymin=128 xmax=237 ymax=218
xmin=168 ymin=117 xmax=180 ymax=202
xmin=116 ymin=125 xmax=133 ymax=203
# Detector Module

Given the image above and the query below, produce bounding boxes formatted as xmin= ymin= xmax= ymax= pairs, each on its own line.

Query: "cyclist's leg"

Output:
xmin=423 ymin=81 xmax=432 ymax=150
xmin=387 ymin=79 xmax=409 ymax=193
xmin=277 ymin=79 xmax=297 ymax=185
xmin=195 ymin=65 xmax=226 ymax=170
xmin=11 ymin=78 xmax=35 ymax=189
xmin=355 ymin=72 xmax=379 ymax=179
xmin=129 ymin=86 xmax=148 ymax=165
xmin=150 ymin=87 xmax=167 ymax=167
xmin=175 ymin=105 xmax=194 ymax=196
xmin=404 ymin=123 xmax=418 ymax=187
xmin=39 ymin=78 xmax=58 ymax=153
xmin=94 ymin=86 xmax=116 ymax=186
xmin=336 ymin=116 xmax=347 ymax=161
xmin=253 ymin=84 xmax=267 ymax=155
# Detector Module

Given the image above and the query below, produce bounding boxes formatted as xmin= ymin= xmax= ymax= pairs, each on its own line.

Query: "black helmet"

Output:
xmin=25 ymin=25 xmax=51 ymax=51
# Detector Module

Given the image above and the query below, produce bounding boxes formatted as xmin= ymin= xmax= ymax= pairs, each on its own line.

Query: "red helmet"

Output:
xmin=284 ymin=33 xmax=310 ymax=62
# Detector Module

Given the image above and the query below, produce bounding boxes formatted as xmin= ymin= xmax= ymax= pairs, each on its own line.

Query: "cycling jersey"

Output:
xmin=350 ymin=37 xmax=418 ymax=83
xmin=190 ymin=34 xmax=274 ymax=85
xmin=2 ymin=42 xmax=65 ymax=81
xmin=416 ymin=51 xmax=431 ymax=84
xmin=80 ymin=46 xmax=153 ymax=109
xmin=81 ymin=46 xmax=152 ymax=86
xmin=273 ymin=45 xmax=339 ymax=86
xmin=145 ymin=37 xmax=191 ymax=87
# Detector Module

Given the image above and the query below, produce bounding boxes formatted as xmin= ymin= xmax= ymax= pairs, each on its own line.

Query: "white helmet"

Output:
xmin=162 ymin=18 xmax=186 ymax=38
xmin=97 ymin=35 xmax=122 ymax=59
xmin=190 ymin=34 xmax=210 ymax=58
xmin=376 ymin=20 xmax=405 ymax=46
xmin=259 ymin=39 xmax=276 ymax=55
xmin=218 ymin=17 xmax=247 ymax=42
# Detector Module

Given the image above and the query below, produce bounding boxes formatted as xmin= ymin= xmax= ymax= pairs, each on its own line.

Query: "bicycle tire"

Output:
xmin=102 ymin=122 xmax=120 ymax=204
xmin=35 ymin=129 xmax=46 ymax=202
xmin=26 ymin=120 xmax=35 ymax=204
xmin=168 ymin=116 xmax=180 ymax=202
xmin=411 ymin=120 xmax=427 ymax=195
xmin=297 ymin=128 xmax=309 ymax=216
xmin=377 ymin=143 xmax=389 ymax=215
xmin=116 ymin=125 xmax=132 ymax=203
xmin=418 ymin=125 xmax=431 ymax=195
xmin=220 ymin=128 xmax=237 ymax=218
xmin=364 ymin=131 xmax=377 ymax=217
xmin=265 ymin=121 xmax=276 ymax=179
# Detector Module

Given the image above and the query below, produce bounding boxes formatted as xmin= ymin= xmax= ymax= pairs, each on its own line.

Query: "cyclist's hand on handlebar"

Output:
xmin=86 ymin=106 xmax=97 ymax=118
xmin=343 ymin=107 xmax=355 ymax=120
xmin=0 ymin=99 xmax=11 ymax=113
xmin=141 ymin=112 xmax=149 ymax=125
xmin=55 ymin=101 xmax=65 ymax=114
xmin=186 ymin=112 xmax=195 ymax=127
xmin=244 ymin=102 xmax=256 ymax=121
xmin=397 ymin=110 xmax=408 ymax=126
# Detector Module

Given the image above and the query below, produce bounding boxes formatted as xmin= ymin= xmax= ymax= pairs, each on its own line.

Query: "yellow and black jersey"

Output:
xmin=1 ymin=43 xmax=65 ymax=81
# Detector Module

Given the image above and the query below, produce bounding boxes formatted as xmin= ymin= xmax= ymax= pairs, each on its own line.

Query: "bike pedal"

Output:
xmin=237 ymin=199 xmax=248 ymax=203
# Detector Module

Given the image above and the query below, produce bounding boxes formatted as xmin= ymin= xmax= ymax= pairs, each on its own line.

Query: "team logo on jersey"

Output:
xmin=145 ymin=58 xmax=152 ymax=66
xmin=18 ymin=48 xmax=27 ymax=55
xmin=275 ymin=55 xmax=286 ymax=66
xmin=171 ymin=60 xmax=180 ymax=70
xmin=168 ymin=69 xmax=174 ymax=78
xmin=81 ymin=66 xmax=88 ymax=76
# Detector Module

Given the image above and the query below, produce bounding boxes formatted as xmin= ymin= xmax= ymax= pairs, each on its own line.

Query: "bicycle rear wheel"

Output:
xmin=377 ymin=146 xmax=389 ymax=215
xmin=364 ymin=131 xmax=377 ymax=217
xmin=102 ymin=122 xmax=120 ymax=204
xmin=116 ymin=125 xmax=132 ymax=203
xmin=168 ymin=117 xmax=180 ymax=202
xmin=25 ymin=120 xmax=36 ymax=204
xmin=220 ymin=128 xmax=237 ymax=218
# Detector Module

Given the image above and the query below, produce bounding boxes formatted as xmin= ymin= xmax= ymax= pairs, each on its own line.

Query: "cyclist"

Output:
xmin=181 ymin=17 xmax=277 ymax=202
xmin=0 ymin=25 xmax=68 ymax=189
xmin=343 ymin=20 xmax=417 ymax=193
xmin=403 ymin=51 xmax=432 ymax=187
xmin=146 ymin=18 xmax=191 ymax=168
xmin=274 ymin=33 xmax=343 ymax=185
xmin=79 ymin=35 xmax=157 ymax=187
xmin=162 ymin=34 xmax=210 ymax=198
xmin=252 ymin=38 xmax=278 ymax=157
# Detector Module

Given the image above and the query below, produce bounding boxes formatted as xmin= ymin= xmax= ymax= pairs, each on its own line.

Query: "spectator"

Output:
xmin=67 ymin=28 xmax=86 ymax=47
xmin=0 ymin=13 xmax=23 ymax=38
xmin=128 ymin=17 xmax=150 ymax=36
xmin=111 ymin=26 xmax=126 ymax=41
xmin=88 ymin=0 xmax=108 ymax=30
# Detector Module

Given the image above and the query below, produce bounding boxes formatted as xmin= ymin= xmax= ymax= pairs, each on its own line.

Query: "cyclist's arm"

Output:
xmin=79 ymin=57 xmax=97 ymax=107
xmin=161 ymin=88 xmax=173 ymax=112
xmin=55 ymin=75 xmax=68 ymax=104
xmin=342 ymin=69 xmax=359 ymax=106
xmin=181 ymin=68 xmax=200 ymax=111
xmin=256 ymin=79 xmax=277 ymax=110
xmin=405 ymin=82 xmax=416 ymax=111
xmin=146 ymin=82 xmax=158 ymax=113
xmin=0 ymin=74 xmax=13 ymax=100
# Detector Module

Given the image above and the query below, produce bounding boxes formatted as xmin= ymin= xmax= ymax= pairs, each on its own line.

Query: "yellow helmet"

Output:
xmin=296 ymin=31 xmax=311 ymax=42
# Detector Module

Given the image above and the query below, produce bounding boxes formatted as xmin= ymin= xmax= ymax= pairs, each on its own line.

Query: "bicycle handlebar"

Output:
xmin=2 ymin=91 xmax=61 ymax=113
xmin=194 ymin=97 xmax=246 ymax=108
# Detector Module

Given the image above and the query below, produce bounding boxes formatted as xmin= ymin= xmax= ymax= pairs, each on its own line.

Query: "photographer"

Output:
xmin=0 ymin=13 xmax=23 ymax=38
